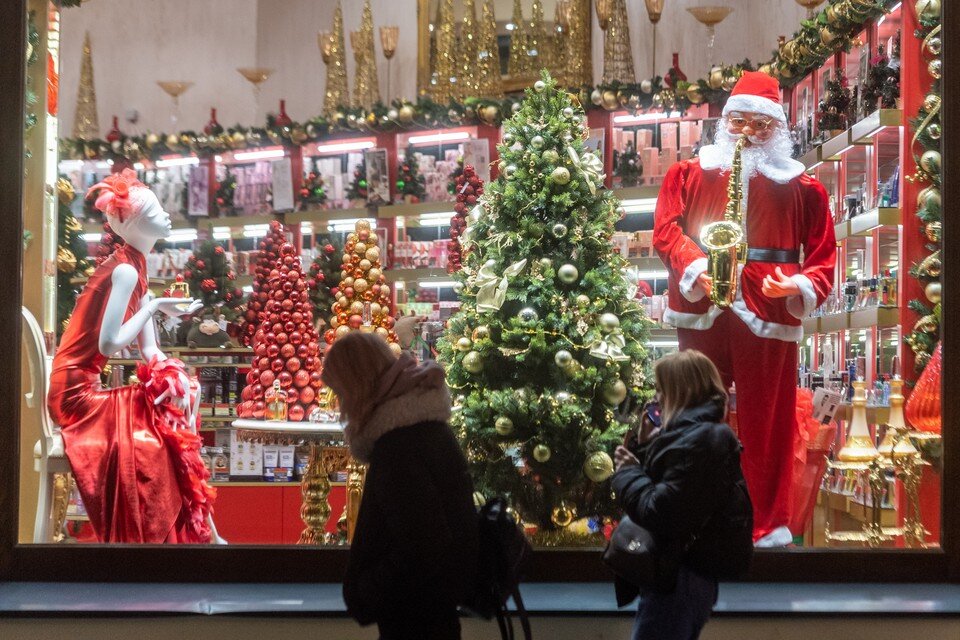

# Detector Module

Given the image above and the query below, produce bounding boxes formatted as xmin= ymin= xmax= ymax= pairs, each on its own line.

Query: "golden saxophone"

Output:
xmin=699 ymin=135 xmax=747 ymax=309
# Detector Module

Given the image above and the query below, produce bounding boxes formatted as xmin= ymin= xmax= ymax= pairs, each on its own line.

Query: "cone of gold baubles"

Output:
xmin=583 ymin=451 xmax=614 ymax=483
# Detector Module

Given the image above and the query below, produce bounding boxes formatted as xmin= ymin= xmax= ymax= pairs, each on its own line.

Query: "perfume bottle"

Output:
xmin=265 ymin=380 xmax=288 ymax=422
xmin=360 ymin=301 xmax=375 ymax=333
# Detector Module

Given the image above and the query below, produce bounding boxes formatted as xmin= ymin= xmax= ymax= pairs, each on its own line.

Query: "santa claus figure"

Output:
xmin=654 ymin=72 xmax=836 ymax=547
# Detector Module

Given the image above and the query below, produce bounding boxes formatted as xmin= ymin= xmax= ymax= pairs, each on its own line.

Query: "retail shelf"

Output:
xmin=850 ymin=109 xmax=903 ymax=144
xmin=287 ymin=206 xmax=372 ymax=224
xmin=847 ymin=207 xmax=902 ymax=237
xmin=211 ymin=481 xmax=347 ymax=488
xmin=199 ymin=415 xmax=241 ymax=423
xmin=613 ymin=186 xmax=661 ymax=201
xmin=821 ymin=130 xmax=854 ymax=162
xmin=802 ymin=316 xmax=821 ymax=335
xmin=628 ymin=256 xmax=664 ymax=271
xmin=819 ymin=488 xmax=897 ymax=527
xmin=389 ymin=268 xmax=449 ymax=284
xmin=800 ymin=146 xmax=822 ymax=171
xmin=231 ymin=418 xmax=345 ymax=435
xmin=378 ymin=200 xmax=457 ymax=218
xmin=816 ymin=312 xmax=850 ymax=334
xmin=806 ymin=307 xmax=899 ymax=336
xmin=833 ymin=404 xmax=891 ymax=424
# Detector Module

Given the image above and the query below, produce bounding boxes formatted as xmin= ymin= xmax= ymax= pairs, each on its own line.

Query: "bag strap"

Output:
xmin=511 ymin=586 xmax=533 ymax=640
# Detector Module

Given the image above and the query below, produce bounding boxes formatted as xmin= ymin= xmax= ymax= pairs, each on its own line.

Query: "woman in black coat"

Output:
xmin=322 ymin=332 xmax=479 ymax=640
xmin=612 ymin=350 xmax=753 ymax=640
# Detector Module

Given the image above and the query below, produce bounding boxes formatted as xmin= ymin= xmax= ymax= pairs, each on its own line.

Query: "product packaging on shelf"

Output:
xmin=217 ymin=429 xmax=264 ymax=479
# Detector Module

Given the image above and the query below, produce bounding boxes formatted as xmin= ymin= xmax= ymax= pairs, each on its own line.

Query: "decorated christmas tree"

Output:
xmin=184 ymin=241 xmax=244 ymax=321
xmin=56 ymin=177 xmax=92 ymax=336
xmin=307 ymin=235 xmax=341 ymax=328
xmin=328 ymin=220 xmax=400 ymax=351
xmin=237 ymin=242 xmax=323 ymax=422
xmin=346 ymin=160 xmax=368 ymax=203
xmin=241 ymin=220 xmax=288 ymax=347
xmin=862 ymin=41 xmax=900 ymax=112
xmin=817 ymin=72 xmax=853 ymax=133
xmin=299 ymin=163 xmax=328 ymax=210
xmin=395 ymin=144 xmax=426 ymax=204
xmin=614 ymin=140 xmax=642 ymax=188
xmin=213 ymin=167 xmax=237 ymax=216
xmin=438 ymin=72 xmax=650 ymax=532
xmin=448 ymin=164 xmax=484 ymax=273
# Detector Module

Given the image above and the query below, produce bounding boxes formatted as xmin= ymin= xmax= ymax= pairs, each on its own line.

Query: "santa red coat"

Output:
xmin=654 ymin=151 xmax=836 ymax=342
xmin=654 ymin=148 xmax=836 ymax=540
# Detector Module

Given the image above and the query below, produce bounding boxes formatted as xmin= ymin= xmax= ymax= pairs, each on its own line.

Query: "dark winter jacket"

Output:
xmin=611 ymin=398 xmax=753 ymax=601
xmin=343 ymin=386 xmax=479 ymax=640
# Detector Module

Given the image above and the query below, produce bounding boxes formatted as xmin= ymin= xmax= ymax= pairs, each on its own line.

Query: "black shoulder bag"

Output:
xmin=602 ymin=515 xmax=690 ymax=594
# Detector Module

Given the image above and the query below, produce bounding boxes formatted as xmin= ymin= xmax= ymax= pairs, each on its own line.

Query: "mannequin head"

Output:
xmin=87 ymin=169 xmax=171 ymax=251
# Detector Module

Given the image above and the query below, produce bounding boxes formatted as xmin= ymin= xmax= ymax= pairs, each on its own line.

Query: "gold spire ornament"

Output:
xmin=526 ymin=0 xmax=549 ymax=76
xmin=566 ymin=0 xmax=593 ymax=86
xmin=432 ymin=0 xmax=459 ymax=102
xmin=551 ymin=0 xmax=572 ymax=87
xmin=508 ymin=0 xmax=529 ymax=79
xmin=476 ymin=0 xmax=504 ymax=98
xmin=352 ymin=0 xmax=380 ymax=110
xmin=457 ymin=0 xmax=480 ymax=98
xmin=322 ymin=2 xmax=349 ymax=115
xmin=601 ymin=0 xmax=636 ymax=84
xmin=72 ymin=32 xmax=99 ymax=140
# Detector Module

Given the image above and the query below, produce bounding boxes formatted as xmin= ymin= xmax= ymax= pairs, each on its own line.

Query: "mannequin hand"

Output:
xmin=153 ymin=298 xmax=202 ymax=318
xmin=614 ymin=445 xmax=640 ymax=472
xmin=153 ymin=371 xmax=192 ymax=416
xmin=697 ymin=273 xmax=713 ymax=297
xmin=761 ymin=267 xmax=801 ymax=299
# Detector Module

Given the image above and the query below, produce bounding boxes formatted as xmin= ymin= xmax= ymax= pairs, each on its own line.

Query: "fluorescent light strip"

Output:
xmin=212 ymin=226 xmax=232 ymax=240
xmin=167 ymin=229 xmax=198 ymax=243
xmin=155 ymin=156 xmax=199 ymax=168
xmin=233 ymin=148 xmax=286 ymax=161
xmin=95 ymin=161 xmax=112 ymax=169
xmin=418 ymin=212 xmax=455 ymax=226
xmin=620 ymin=197 xmax=658 ymax=214
xmin=613 ymin=111 xmax=682 ymax=124
xmin=633 ymin=270 xmax=669 ymax=280
xmin=300 ymin=222 xmax=314 ymax=232
xmin=647 ymin=340 xmax=679 ymax=348
xmin=243 ymin=223 xmax=271 ymax=238
xmin=133 ymin=162 xmax=145 ymax=171
xmin=407 ymin=131 xmax=471 ymax=145
xmin=59 ymin=160 xmax=83 ymax=171
xmin=315 ymin=140 xmax=375 ymax=154
xmin=419 ymin=280 xmax=458 ymax=288
xmin=242 ymin=285 xmax=254 ymax=294
xmin=81 ymin=233 xmax=102 ymax=242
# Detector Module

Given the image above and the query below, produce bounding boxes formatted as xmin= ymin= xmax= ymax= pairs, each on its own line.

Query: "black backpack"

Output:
xmin=462 ymin=497 xmax=534 ymax=640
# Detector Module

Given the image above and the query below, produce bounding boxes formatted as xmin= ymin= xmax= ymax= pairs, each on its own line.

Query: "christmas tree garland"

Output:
xmin=904 ymin=2 xmax=942 ymax=374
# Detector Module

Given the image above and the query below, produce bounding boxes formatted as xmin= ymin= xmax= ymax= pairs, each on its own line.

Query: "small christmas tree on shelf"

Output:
xmin=327 ymin=220 xmax=400 ymax=352
xmin=818 ymin=72 xmax=853 ymax=134
xmin=214 ymin=167 xmax=237 ymax=216
xmin=299 ymin=163 xmax=328 ymax=211
xmin=395 ymin=144 xmax=426 ymax=204
xmin=237 ymin=242 xmax=323 ymax=422
xmin=307 ymin=235 xmax=342 ymax=329
xmin=862 ymin=41 xmax=900 ymax=113
xmin=56 ymin=177 xmax=92 ymax=336
xmin=185 ymin=241 xmax=244 ymax=321
xmin=448 ymin=164 xmax=484 ymax=273
xmin=346 ymin=160 xmax=368 ymax=203
xmin=614 ymin=140 xmax=642 ymax=188
xmin=438 ymin=72 xmax=650 ymax=533
xmin=241 ymin=220 xmax=288 ymax=347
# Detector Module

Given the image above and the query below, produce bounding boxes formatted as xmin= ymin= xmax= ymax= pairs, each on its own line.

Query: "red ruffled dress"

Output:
xmin=48 ymin=245 xmax=214 ymax=543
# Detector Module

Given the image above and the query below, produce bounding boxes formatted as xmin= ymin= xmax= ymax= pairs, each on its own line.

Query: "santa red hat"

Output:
xmin=722 ymin=71 xmax=786 ymax=123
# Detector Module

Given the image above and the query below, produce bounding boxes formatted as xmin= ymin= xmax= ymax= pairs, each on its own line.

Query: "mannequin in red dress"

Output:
xmin=49 ymin=169 xmax=223 ymax=543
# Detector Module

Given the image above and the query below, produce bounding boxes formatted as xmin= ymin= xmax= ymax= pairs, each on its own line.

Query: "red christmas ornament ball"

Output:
xmin=259 ymin=370 xmax=275 ymax=387
xmin=294 ymin=369 xmax=311 ymax=388
xmin=280 ymin=343 xmax=296 ymax=358
xmin=277 ymin=371 xmax=293 ymax=388
xmin=288 ymin=404 xmax=305 ymax=422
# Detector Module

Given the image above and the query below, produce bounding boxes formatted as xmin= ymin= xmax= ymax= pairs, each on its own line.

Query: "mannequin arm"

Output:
xmin=99 ymin=264 xmax=161 ymax=357
xmin=137 ymin=292 xmax=166 ymax=362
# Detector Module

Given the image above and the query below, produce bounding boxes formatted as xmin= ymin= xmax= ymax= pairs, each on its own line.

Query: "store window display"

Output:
xmin=653 ymin=72 xmax=836 ymax=546
xmin=47 ymin=169 xmax=223 ymax=544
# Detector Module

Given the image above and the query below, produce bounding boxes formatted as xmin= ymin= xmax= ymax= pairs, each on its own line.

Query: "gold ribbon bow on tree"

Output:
xmin=622 ymin=266 xmax=643 ymax=300
xmin=589 ymin=329 xmax=631 ymax=361
xmin=567 ymin=147 xmax=605 ymax=195
xmin=474 ymin=258 xmax=527 ymax=312
xmin=459 ymin=205 xmax=484 ymax=248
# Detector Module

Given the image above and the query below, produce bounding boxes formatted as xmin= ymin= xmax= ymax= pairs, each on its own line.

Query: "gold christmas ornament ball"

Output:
xmin=388 ymin=341 xmax=403 ymax=356
xmin=562 ymin=106 xmax=575 ymax=118
xmin=472 ymin=325 xmax=491 ymax=342
xmin=462 ymin=350 xmax=484 ymax=373
xmin=349 ymin=301 xmax=364 ymax=315
xmin=165 ymin=133 xmax=179 ymax=147
xmin=367 ymin=268 xmax=383 ymax=282
xmin=583 ymin=451 xmax=615 ymax=483
xmin=923 ymin=94 xmax=941 ymax=113
xmin=495 ymin=416 xmax=514 ymax=436
xmin=576 ymin=294 xmax=591 ymax=308
xmin=557 ymin=263 xmax=579 ymax=284
xmin=915 ymin=0 xmax=941 ymax=20
xmin=601 ymin=90 xmax=619 ymax=111
xmin=456 ymin=336 xmax=473 ymax=352
xmin=721 ymin=75 xmax=738 ymax=92
xmin=686 ymin=85 xmax=704 ymax=104
xmin=518 ymin=307 xmax=539 ymax=324
xmin=602 ymin=379 xmax=628 ymax=406
xmin=335 ymin=325 xmax=350 ymax=338
xmin=355 ymin=242 xmax=368 ymax=255
xmin=927 ymin=123 xmax=942 ymax=140
xmin=398 ymin=104 xmax=415 ymax=124
xmin=145 ymin=132 xmax=160 ymax=149
xmin=359 ymin=259 xmax=372 ymax=271
xmin=504 ymin=164 xmax=518 ymax=179
xmin=538 ymin=257 xmax=553 ymax=270
xmin=365 ymin=246 xmax=381 ymax=262
xmin=550 ymin=502 xmax=575 ymax=528
xmin=921 ymin=150 xmax=941 ymax=175
xmin=928 ymin=59 xmax=942 ymax=80
xmin=355 ymin=219 xmax=372 ymax=233
xmin=551 ymin=166 xmax=571 ymax=184
xmin=926 ymin=36 xmax=942 ymax=56
xmin=925 ymin=281 xmax=942 ymax=304
xmin=708 ymin=67 xmax=724 ymax=90
xmin=590 ymin=89 xmax=603 ymax=105
xmin=599 ymin=312 xmax=620 ymax=333
xmin=542 ymin=149 xmax=560 ymax=164
xmin=532 ymin=444 xmax=552 ymax=463
xmin=554 ymin=349 xmax=574 ymax=369
xmin=354 ymin=278 xmax=370 ymax=293
xmin=651 ymin=93 xmax=663 ymax=108
xmin=370 ymin=302 xmax=383 ymax=316
xmin=534 ymin=80 xmax=547 ymax=92
xmin=918 ymin=186 xmax=941 ymax=210
xmin=640 ymin=79 xmax=653 ymax=94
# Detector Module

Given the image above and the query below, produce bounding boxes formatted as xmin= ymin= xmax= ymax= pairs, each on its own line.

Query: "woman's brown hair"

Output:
xmin=654 ymin=350 xmax=727 ymax=428
xmin=321 ymin=332 xmax=397 ymax=430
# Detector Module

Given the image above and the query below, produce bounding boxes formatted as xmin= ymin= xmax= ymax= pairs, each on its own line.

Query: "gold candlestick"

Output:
xmin=644 ymin=0 xmax=665 ymax=78
xmin=157 ymin=81 xmax=194 ymax=128
xmin=237 ymin=67 xmax=273 ymax=120
xmin=686 ymin=6 xmax=734 ymax=71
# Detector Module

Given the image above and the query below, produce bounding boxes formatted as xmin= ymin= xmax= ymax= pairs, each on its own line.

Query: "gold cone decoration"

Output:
xmin=527 ymin=0 xmax=549 ymax=76
xmin=566 ymin=0 xmax=593 ymax=87
xmin=457 ymin=0 xmax=480 ymax=98
xmin=352 ymin=0 xmax=380 ymax=110
xmin=476 ymin=0 xmax=503 ymax=98
xmin=324 ymin=2 xmax=349 ymax=115
xmin=838 ymin=380 xmax=879 ymax=462
xmin=432 ymin=0 xmax=459 ymax=102
xmin=72 ymin=32 xmax=99 ymax=140
xmin=508 ymin=0 xmax=529 ymax=78
xmin=602 ymin=0 xmax=636 ymax=84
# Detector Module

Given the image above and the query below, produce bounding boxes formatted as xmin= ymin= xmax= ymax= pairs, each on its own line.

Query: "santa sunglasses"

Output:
xmin=727 ymin=113 xmax=776 ymax=132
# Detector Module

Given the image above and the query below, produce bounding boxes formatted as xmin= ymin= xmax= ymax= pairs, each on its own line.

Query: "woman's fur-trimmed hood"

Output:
xmin=345 ymin=385 xmax=452 ymax=463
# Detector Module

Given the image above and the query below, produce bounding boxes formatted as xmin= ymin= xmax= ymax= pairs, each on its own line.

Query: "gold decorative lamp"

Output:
xmin=795 ymin=0 xmax=826 ymax=18
xmin=380 ymin=26 xmax=399 ymax=103
xmin=838 ymin=379 xmax=879 ymax=462
xmin=156 ymin=81 xmax=193 ymax=127
xmin=878 ymin=377 xmax=918 ymax=460
xmin=237 ymin=67 xmax=273 ymax=117
xmin=644 ymin=0 xmax=665 ymax=78
xmin=686 ymin=6 xmax=733 ymax=71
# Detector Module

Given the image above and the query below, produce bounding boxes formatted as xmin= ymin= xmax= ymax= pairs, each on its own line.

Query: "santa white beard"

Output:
xmin=711 ymin=120 xmax=796 ymax=181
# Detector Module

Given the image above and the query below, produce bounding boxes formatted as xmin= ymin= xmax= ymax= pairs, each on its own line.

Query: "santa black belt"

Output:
xmin=745 ymin=247 xmax=800 ymax=264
